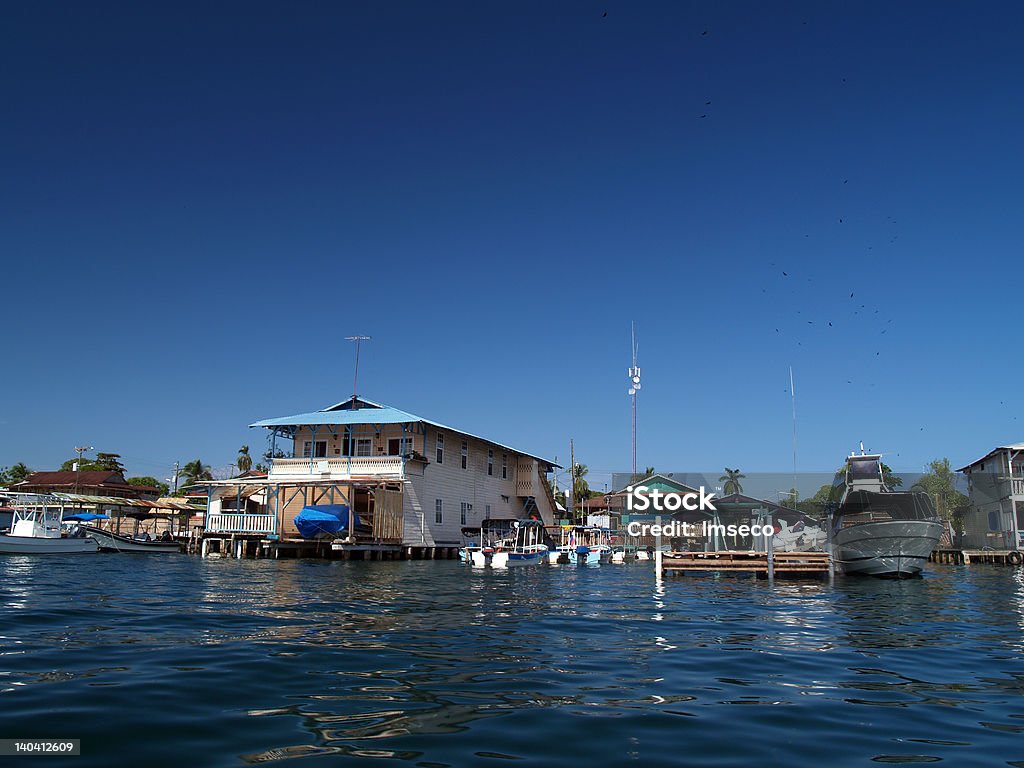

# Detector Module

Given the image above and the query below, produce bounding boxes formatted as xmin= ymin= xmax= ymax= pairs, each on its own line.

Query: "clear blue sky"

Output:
xmin=2 ymin=1 xmax=1022 ymax=489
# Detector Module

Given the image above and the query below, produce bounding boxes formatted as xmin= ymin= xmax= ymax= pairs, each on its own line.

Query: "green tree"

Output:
xmin=0 ymin=462 xmax=32 ymax=485
xmin=719 ymin=467 xmax=745 ymax=495
xmin=882 ymin=462 xmax=903 ymax=488
xmin=127 ymin=476 xmax=170 ymax=495
xmin=911 ymin=458 xmax=968 ymax=522
xmin=797 ymin=483 xmax=833 ymax=517
xmin=572 ymin=463 xmax=590 ymax=508
xmin=60 ymin=452 xmax=126 ymax=474
xmin=237 ymin=445 xmax=252 ymax=474
xmin=181 ymin=459 xmax=213 ymax=486
xmin=630 ymin=466 xmax=656 ymax=484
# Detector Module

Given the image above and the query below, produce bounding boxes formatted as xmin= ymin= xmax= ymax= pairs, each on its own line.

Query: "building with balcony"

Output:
xmin=957 ymin=443 xmax=1024 ymax=549
xmin=199 ymin=397 xmax=560 ymax=556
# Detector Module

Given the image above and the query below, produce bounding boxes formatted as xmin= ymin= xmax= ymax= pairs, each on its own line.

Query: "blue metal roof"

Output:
xmin=249 ymin=398 xmax=559 ymax=467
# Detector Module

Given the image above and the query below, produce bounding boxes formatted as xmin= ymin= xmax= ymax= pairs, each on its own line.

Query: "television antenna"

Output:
xmin=345 ymin=335 xmax=371 ymax=407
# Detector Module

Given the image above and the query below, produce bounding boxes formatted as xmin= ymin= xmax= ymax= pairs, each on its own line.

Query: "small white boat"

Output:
xmin=0 ymin=494 xmax=98 ymax=554
xmin=461 ymin=519 xmax=515 ymax=564
xmin=471 ymin=519 xmax=547 ymax=567
xmin=549 ymin=525 xmax=612 ymax=565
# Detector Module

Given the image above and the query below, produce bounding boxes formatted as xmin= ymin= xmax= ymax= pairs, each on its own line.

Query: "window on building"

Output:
xmin=461 ymin=441 xmax=468 ymax=469
xmin=502 ymin=454 xmax=508 ymax=479
xmin=436 ymin=433 xmax=444 ymax=464
xmin=485 ymin=503 xmax=491 ymax=517
xmin=302 ymin=440 xmax=328 ymax=458
xmin=387 ymin=437 xmax=410 ymax=456
xmin=435 ymin=499 xmax=443 ymax=524
xmin=355 ymin=438 xmax=373 ymax=457
xmin=461 ymin=501 xmax=472 ymax=524
xmin=487 ymin=449 xmax=493 ymax=476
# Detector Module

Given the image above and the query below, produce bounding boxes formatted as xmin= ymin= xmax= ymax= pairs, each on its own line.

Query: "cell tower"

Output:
xmin=628 ymin=322 xmax=641 ymax=478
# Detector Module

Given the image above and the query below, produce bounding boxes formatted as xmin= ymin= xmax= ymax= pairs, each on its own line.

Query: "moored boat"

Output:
xmin=471 ymin=519 xmax=547 ymax=567
xmin=548 ymin=525 xmax=612 ymax=565
xmin=827 ymin=450 xmax=943 ymax=578
xmin=83 ymin=525 xmax=181 ymax=553
xmin=0 ymin=494 xmax=98 ymax=554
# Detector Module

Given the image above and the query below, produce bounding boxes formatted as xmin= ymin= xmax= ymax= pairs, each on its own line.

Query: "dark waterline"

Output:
xmin=2 ymin=557 xmax=1024 ymax=767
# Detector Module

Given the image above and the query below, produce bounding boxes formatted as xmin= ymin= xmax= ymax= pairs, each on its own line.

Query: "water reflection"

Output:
xmin=2 ymin=557 xmax=1024 ymax=766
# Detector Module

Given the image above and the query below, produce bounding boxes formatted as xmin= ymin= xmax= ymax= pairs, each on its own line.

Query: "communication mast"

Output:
xmin=628 ymin=322 xmax=641 ymax=479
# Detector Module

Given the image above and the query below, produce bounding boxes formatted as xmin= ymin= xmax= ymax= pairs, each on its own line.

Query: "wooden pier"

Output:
xmin=929 ymin=548 xmax=1023 ymax=566
xmin=661 ymin=550 xmax=830 ymax=578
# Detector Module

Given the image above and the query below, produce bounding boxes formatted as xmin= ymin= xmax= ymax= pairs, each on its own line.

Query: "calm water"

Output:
xmin=2 ymin=557 xmax=1024 ymax=767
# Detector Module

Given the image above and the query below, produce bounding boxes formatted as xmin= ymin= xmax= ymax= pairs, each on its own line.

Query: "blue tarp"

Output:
xmin=293 ymin=505 xmax=357 ymax=540
xmin=64 ymin=513 xmax=111 ymax=521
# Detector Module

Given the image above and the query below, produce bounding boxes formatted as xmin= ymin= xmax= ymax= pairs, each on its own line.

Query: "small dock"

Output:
xmin=929 ymin=549 xmax=1023 ymax=566
xmin=661 ymin=550 xmax=830 ymax=578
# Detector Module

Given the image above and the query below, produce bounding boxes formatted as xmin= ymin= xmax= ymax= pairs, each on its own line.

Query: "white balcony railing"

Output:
xmin=207 ymin=513 xmax=276 ymax=535
xmin=269 ymin=456 xmax=405 ymax=480
xmin=1013 ymin=478 xmax=1024 ymax=497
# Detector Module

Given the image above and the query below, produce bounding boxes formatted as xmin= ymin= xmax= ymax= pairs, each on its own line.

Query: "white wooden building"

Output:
xmin=200 ymin=397 xmax=559 ymax=556
xmin=957 ymin=444 xmax=1024 ymax=549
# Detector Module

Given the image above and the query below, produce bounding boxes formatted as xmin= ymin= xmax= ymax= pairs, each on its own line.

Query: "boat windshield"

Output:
xmin=837 ymin=490 xmax=938 ymax=523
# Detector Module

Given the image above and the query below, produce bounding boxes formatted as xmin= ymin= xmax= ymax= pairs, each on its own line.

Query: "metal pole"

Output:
xmin=346 ymin=335 xmax=371 ymax=406
xmin=766 ymin=512 xmax=775 ymax=582
xmin=73 ymin=445 xmax=92 ymax=494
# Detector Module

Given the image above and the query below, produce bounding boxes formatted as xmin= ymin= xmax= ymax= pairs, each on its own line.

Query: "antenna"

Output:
xmin=789 ymin=366 xmax=797 ymax=496
xmin=628 ymin=322 xmax=641 ymax=478
xmin=345 ymin=335 xmax=371 ymax=407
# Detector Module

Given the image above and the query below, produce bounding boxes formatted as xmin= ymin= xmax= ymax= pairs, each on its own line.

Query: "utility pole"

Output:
xmin=345 ymin=335 xmax=371 ymax=408
xmin=569 ymin=439 xmax=576 ymax=524
xmin=73 ymin=445 xmax=92 ymax=494
xmin=171 ymin=460 xmax=180 ymax=494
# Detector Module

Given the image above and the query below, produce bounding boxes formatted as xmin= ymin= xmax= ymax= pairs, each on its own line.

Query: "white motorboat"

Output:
xmin=827 ymin=450 xmax=943 ymax=577
xmin=0 ymin=494 xmax=98 ymax=554
xmin=471 ymin=519 xmax=547 ymax=567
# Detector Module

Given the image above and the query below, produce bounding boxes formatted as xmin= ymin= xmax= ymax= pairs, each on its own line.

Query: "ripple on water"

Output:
xmin=2 ymin=558 xmax=1024 ymax=766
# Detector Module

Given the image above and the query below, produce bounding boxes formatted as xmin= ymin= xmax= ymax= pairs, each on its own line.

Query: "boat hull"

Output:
xmin=832 ymin=520 xmax=943 ymax=577
xmin=0 ymin=534 xmax=99 ymax=554
xmin=84 ymin=526 xmax=181 ymax=553
xmin=470 ymin=550 xmax=509 ymax=568
xmin=506 ymin=548 xmax=546 ymax=566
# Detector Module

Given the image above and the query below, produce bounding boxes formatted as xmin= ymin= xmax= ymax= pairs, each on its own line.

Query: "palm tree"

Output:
xmin=237 ymin=445 xmax=252 ymax=474
xmin=182 ymin=459 xmax=213 ymax=486
xmin=630 ymin=466 xmax=656 ymax=484
xmin=572 ymin=463 xmax=590 ymax=507
xmin=719 ymin=467 xmax=745 ymax=495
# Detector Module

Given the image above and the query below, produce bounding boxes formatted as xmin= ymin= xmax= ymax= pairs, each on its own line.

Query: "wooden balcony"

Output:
xmin=269 ymin=456 xmax=405 ymax=481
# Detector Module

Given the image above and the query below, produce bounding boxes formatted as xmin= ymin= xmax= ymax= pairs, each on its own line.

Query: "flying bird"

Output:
xmin=602 ymin=10 xmax=608 ymax=17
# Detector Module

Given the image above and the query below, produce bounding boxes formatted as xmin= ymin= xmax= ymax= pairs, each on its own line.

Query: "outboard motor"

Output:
xmin=575 ymin=545 xmax=590 ymax=565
